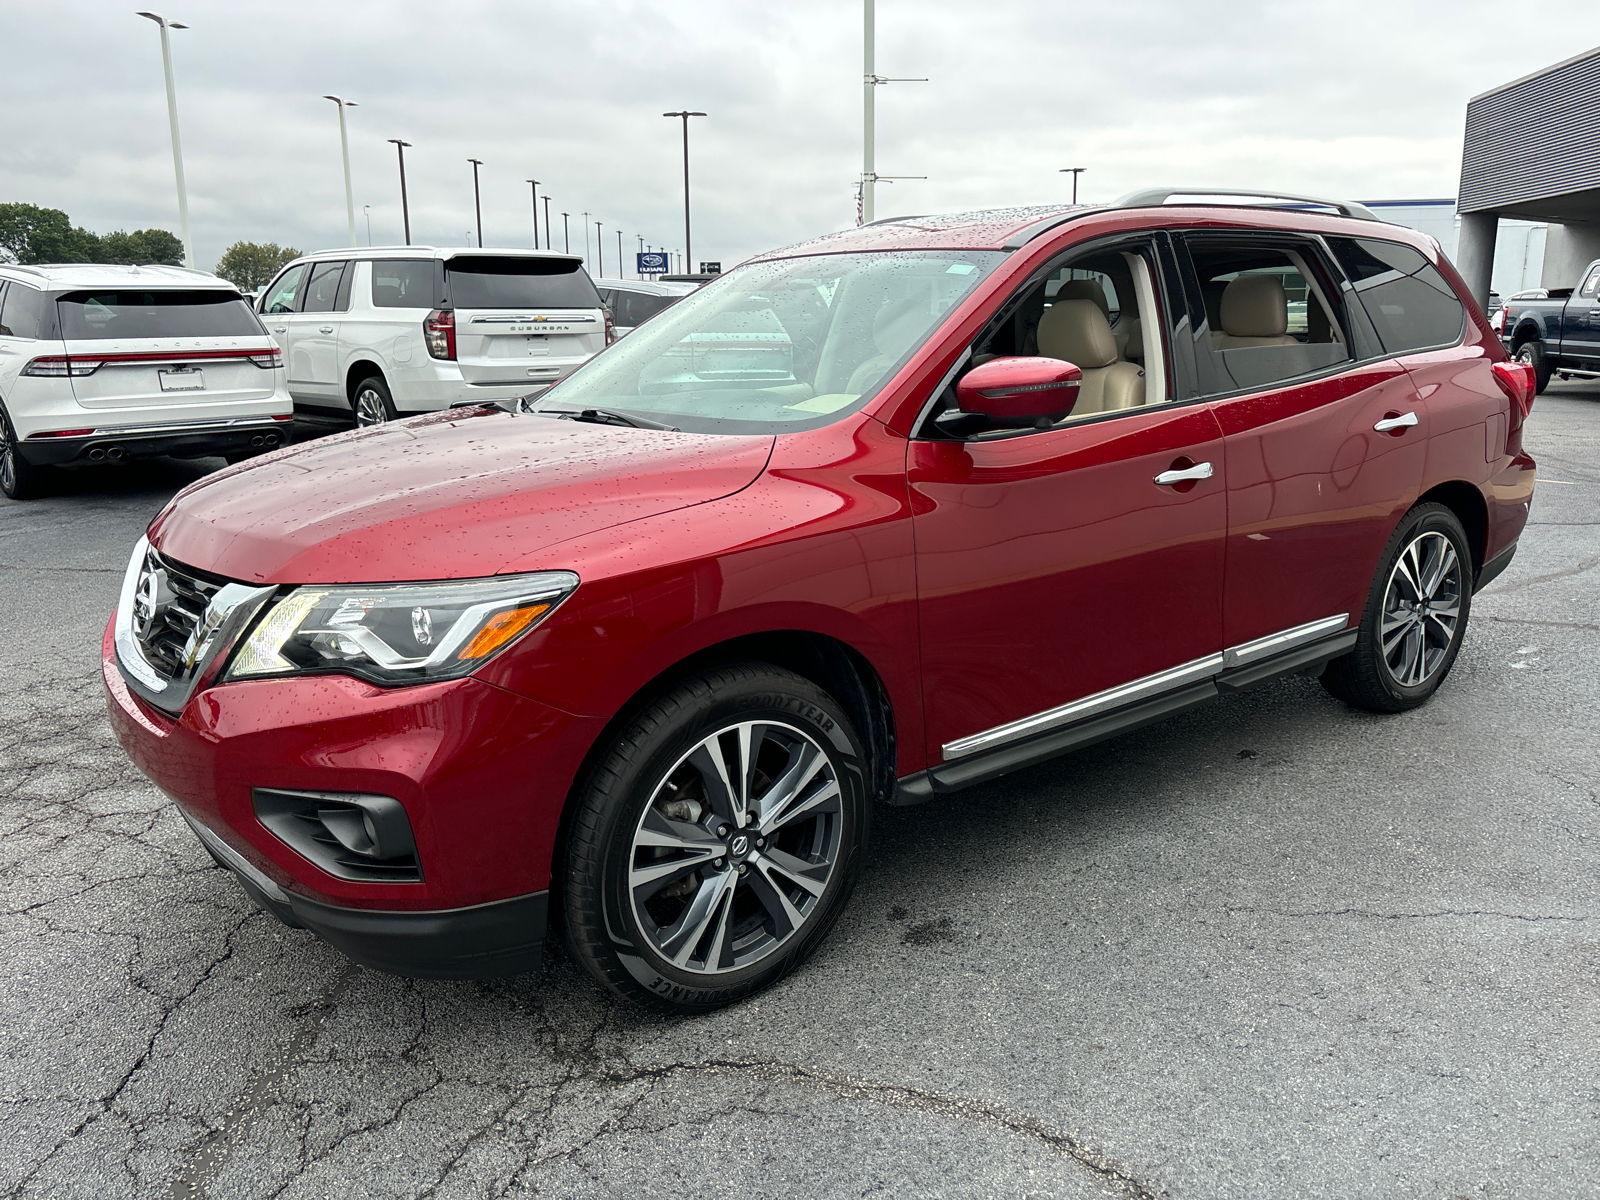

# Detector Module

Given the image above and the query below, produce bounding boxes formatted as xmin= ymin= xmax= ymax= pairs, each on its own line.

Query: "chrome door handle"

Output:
xmin=318 ymin=326 xmax=334 ymax=334
xmin=272 ymin=327 xmax=287 ymax=334
xmin=1374 ymin=411 xmax=1418 ymax=432
xmin=1154 ymin=461 xmax=1214 ymax=486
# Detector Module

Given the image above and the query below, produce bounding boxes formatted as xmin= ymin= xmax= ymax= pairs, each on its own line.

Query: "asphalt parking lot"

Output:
xmin=2 ymin=385 xmax=1596 ymax=1200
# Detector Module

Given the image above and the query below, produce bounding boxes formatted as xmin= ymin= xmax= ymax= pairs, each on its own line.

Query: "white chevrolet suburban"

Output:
xmin=0 ymin=264 xmax=293 ymax=501
xmin=256 ymin=248 xmax=610 ymax=424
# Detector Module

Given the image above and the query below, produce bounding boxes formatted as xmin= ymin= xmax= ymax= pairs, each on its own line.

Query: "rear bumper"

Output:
xmin=184 ymin=811 xmax=547 ymax=978
xmin=21 ymin=416 xmax=294 ymax=465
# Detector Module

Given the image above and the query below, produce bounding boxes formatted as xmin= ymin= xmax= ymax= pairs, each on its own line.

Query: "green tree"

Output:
xmin=97 ymin=228 xmax=185 ymax=266
xmin=214 ymin=241 xmax=300 ymax=291
xmin=0 ymin=203 xmax=99 ymax=264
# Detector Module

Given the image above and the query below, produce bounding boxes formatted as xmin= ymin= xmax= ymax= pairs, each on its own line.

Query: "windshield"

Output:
xmin=533 ymin=250 xmax=1004 ymax=433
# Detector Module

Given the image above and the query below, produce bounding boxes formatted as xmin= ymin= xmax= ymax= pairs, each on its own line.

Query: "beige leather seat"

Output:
xmin=1036 ymin=298 xmax=1143 ymax=416
xmin=1055 ymin=279 xmax=1142 ymax=361
xmin=1212 ymin=275 xmax=1297 ymax=348
xmin=844 ymin=297 xmax=927 ymax=394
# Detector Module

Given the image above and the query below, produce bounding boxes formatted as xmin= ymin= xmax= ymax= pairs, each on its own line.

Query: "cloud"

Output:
xmin=2 ymin=0 xmax=1595 ymax=275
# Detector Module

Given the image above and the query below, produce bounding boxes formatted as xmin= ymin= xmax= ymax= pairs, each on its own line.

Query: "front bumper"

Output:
xmin=22 ymin=416 xmax=295 ymax=465
xmin=102 ymin=618 xmax=600 ymax=978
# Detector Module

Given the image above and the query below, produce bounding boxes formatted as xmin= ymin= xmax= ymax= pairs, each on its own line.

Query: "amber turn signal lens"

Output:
xmin=456 ymin=603 xmax=551 ymax=660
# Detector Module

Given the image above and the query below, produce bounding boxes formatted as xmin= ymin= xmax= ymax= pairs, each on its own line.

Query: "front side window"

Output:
xmin=262 ymin=265 xmax=306 ymax=314
xmin=57 ymin=290 xmax=263 ymax=340
xmin=1184 ymin=239 xmax=1352 ymax=392
xmin=301 ymin=261 xmax=346 ymax=313
xmin=1327 ymin=237 xmax=1465 ymax=354
xmin=535 ymin=250 xmax=1003 ymax=434
xmin=371 ymin=260 xmax=435 ymax=308
xmin=1581 ymin=267 xmax=1600 ymax=300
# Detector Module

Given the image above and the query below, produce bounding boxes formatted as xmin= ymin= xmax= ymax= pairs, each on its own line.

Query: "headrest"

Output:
xmin=1037 ymin=298 xmax=1117 ymax=369
xmin=1220 ymin=275 xmax=1288 ymax=338
xmin=873 ymin=296 xmax=927 ymax=356
xmin=1054 ymin=278 xmax=1110 ymax=315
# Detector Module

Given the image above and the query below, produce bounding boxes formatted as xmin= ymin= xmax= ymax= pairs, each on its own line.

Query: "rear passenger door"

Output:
xmin=281 ymin=261 xmax=347 ymax=402
xmin=1176 ymin=232 xmax=1428 ymax=653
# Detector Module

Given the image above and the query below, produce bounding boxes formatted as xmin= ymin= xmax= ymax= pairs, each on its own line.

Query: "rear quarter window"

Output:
xmin=56 ymin=290 xmax=262 ymax=340
xmin=0 ymin=283 xmax=49 ymax=339
xmin=445 ymin=256 xmax=601 ymax=309
xmin=1328 ymin=238 xmax=1465 ymax=354
xmin=370 ymin=260 xmax=436 ymax=308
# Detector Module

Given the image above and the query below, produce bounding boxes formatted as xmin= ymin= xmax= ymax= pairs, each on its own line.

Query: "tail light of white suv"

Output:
xmin=424 ymin=309 xmax=457 ymax=360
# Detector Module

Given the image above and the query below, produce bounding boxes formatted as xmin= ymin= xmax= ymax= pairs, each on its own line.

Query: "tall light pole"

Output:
xmin=388 ymin=139 xmax=412 ymax=245
xmin=323 ymin=96 xmax=359 ymax=246
xmin=581 ymin=211 xmax=591 ymax=266
xmin=596 ymin=221 xmax=604 ymax=276
xmin=136 ymin=12 xmax=193 ymax=268
xmin=860 ymin=1 xmax=926 ymax=226
xmin=467 ymin=158 xmax=484 ymax=247
xmin=525 ymin=179 xmax=541 ymax=248
xmin=663 ymin=111 xmax=705 ymax=271
xmin=542 ymin=196 xmax=552 ymax=251
xmin=561 ymin=212 xmax=570 ymax=254
xmin=1060 ymin=167 xmax=1086 ymax=205
xmin=617 ymin=230 xmax=624 ymax=277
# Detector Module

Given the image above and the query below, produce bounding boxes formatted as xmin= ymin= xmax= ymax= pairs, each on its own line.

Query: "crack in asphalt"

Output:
xmin=1484 ymin=615 xmax=1600 ymax=633
xmin=1484 ymin=554 xmax=1600 ymax=594
xmin=1225 ymin=907 xmax=1586 ymax=922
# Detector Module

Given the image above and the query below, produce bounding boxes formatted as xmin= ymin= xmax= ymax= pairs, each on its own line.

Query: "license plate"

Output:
xmin=158 ymin=367 xmax=206 ymax=392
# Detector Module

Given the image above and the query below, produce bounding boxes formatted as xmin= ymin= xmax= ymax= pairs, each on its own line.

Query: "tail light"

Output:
xmin=1491 ymin=360 xmax=1536 ymax=421
xmin=604 ymin=309 xmax=616 ymax=346
xmin=424 ymin=308 xmax=456 ymax=360
xmin=21 ymin=356 xmax=103 ymax=377
xmin=246 ymin=347 xmax=282 ymax=369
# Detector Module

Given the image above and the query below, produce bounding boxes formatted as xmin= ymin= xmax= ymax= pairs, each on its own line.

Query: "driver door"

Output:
xmin=909 ymin=236 xmax=1228 ymax=778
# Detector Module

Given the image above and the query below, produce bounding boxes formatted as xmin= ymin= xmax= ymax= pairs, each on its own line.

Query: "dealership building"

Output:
xmin=1455 ymin=44 xmax=1600 ymax=307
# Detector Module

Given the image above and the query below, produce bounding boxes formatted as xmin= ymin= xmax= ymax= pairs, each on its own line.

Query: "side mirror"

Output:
xmin=940 ymin=356 xmax=1083 ymax=435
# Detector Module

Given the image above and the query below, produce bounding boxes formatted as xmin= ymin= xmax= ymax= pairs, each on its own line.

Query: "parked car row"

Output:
xmin=0 ymin=251 xmax=704 ymax=499
xmin=103 ymin=189 xmax=1537 ymax=1012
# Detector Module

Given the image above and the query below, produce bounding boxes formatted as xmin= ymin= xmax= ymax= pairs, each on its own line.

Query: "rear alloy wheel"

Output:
xmin=0 ymin=408 xmax=50 ymax=501
xmin=1515 ymin=340 xmax=1551 ymax=394
xmin=353 ymin=375 xmax=397 ymax=425
xmin=564 ymin=663 xmax=870 ymax=1012
xmin=1321 ymin=503 xmax=1472 ymax=713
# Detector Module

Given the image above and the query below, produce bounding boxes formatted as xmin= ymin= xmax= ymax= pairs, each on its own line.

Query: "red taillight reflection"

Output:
xmin=604 ymin=310 xmax=616 ymax=346
xmin=424 ymin=309 xmax=457 ymax=360
xmin=1491 ymin=360 xmax=1537 ymax=419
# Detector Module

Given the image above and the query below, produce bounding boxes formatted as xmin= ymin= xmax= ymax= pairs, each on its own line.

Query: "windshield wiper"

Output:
xmin=536 ymin=406 xmax=679 ymax=432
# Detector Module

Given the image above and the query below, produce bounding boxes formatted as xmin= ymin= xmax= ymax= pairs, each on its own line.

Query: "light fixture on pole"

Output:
xmin=1060 ymin=167 xmax=1086 ymax=205
xmin=860 ymin=0 xmax=926 ymax=226
xmin=561 ymin=212 xmax=570 ymax=254
xmin=363 ymin=205 xmax=371 ymax=245
xmin=136 ymin=12 xmax=194 ymax=268
xmin=525 ymin=179 xmax=541 ymax=249
xmin=542 ymin=196 xmax=553 ymax=250
xmin=468 ymin=158 xmax=484 ymax=248
xmin=662 ymin=111 xmax=706 ymax=272
xmin=387 ymin=139 xmax=413 ymax=245
xmin=323 ymin=95 xmax=359 ymax=246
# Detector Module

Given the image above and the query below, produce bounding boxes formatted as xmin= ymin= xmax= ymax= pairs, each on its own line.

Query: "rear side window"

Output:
xmin=57 ymin=290 xmax=262 ymax=340
xmin=371 ymin=260 xmax=435 ymax=308
xmin=1328 ymin=238 xmax=1464 ymax=354
xmin=0 ymin=283 xmax=48 ymax=339
xmin=445 ymin=256 xmax=600 ymax=309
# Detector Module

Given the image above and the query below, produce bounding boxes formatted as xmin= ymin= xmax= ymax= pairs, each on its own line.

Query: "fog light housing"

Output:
xmin=252 ymin=788 xmax=422 ymax=882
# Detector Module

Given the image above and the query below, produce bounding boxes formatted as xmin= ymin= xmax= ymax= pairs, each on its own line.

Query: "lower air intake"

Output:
xmin=252 ymin=788 xmax=422 ymax=883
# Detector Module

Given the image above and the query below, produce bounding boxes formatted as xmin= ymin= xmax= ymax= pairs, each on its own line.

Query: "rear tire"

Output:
xmin=563 ymin=662 xmax=871 ymax=1012
xmin=0 ymin=408 xmax=50 ymax=501
xmin=352 ymin=375 xmax=397 ymax=425
xmin=1320 ymin=503 xmax=1473 ymax=713
xmin=1515 ymin=340 xmax=1551 ymax=394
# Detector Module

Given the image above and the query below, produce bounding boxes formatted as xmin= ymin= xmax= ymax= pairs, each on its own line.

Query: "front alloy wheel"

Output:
xmin=565 ymin=663 xmax=869 ymax=1011
xmin=628 ymin=720 xmax=843 ymax=975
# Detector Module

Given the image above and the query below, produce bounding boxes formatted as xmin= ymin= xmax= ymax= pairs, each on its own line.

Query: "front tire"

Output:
xmin=1515 ymin=340 xmax=1551 ymax=394
xmin=352 ymin=375 xmax=397 ymax=425
xmin=0 ymin=408 xmax=50 ymax=501
xmin=564 ymin=663 xmax=871 ymax=1012
xmin=1321 ymin=503 xmax=1473 ymax=713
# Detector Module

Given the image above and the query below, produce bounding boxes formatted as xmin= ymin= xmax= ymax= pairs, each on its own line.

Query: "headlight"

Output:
xmin=222 ymin=571 xmax=578 ymax=686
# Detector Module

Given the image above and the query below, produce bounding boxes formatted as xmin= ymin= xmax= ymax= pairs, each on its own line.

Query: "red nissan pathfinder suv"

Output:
xmin=105 ymin=190 xmax=1538 ymax=1012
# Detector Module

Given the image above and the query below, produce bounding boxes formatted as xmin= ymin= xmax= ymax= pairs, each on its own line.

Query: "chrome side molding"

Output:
xmin=941 ymin=613 xmax=1350 ymax=762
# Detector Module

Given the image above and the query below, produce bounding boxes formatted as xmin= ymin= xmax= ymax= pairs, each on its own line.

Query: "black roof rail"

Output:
xmin=1111 ymin=187 xmax=1380 ymax=222
xmin=1001 ymin=208 xmax=1107 ymax=250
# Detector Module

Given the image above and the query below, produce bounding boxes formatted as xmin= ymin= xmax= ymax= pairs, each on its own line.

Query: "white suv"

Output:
xmin=0 ymin=264 xmax=293 ymax=501
xmin=257 ymin=248 xmax=610 ymax=424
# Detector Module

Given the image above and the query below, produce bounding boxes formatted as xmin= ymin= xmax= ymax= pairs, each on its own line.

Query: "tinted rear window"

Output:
xmin=371 ymin=260 xmax=436 ymax=308
xmin=445 ymin=256 xmax=600 ymax=309
xmin=613 ymin=289 xmax=679 ymax=326
xmin=1328 ymin=238 xmax=1465 ymax=354
xmin=57 ymin=290 xmax=262 ymax=340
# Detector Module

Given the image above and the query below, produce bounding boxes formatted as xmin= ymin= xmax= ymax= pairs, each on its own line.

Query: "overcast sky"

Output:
xmin=3 ymin=0 xmax=1596 ymax=276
